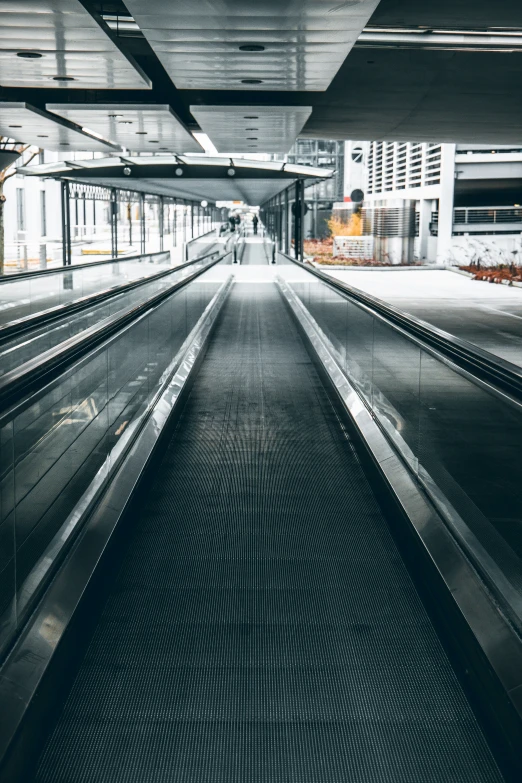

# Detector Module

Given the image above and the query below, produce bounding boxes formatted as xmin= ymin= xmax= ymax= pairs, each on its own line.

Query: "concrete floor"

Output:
xmin=324 ymin=269 xmax=522 ymax=368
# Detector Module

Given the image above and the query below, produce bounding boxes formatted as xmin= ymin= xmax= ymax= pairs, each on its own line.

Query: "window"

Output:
xmin=16 ymin=188 xmax=25 ymax=232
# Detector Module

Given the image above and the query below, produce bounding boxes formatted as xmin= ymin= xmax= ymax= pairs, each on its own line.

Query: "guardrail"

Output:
xmin=281 ymin=250 xmax=522 ymax=403
xmin=432 ymin=207 xmax=522 ymax=227
xmin=0 ymin=249 xmax=171 ymax=283
xmin=0 ymin=248 xmax=222 ymax=347
xmin=0 ymin=249 xmax=230 ymax=413
xmin=185 ymin=228 xmax=220 ymax=262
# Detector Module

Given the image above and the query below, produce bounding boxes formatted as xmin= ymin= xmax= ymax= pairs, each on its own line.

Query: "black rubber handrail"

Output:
xmin=0 ymin=249 xmax=170 ymax=283
xmin=283 ymin=253 xmax=522 ymax=402
xmin=0 ymin=250 xmax=230 ymax=418
xmin=0 ymin=249 xmax=222 ymax=346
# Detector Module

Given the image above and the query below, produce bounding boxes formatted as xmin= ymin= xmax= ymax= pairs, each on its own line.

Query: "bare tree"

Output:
xmin=0 ymin=138 xmax=40 ymax=274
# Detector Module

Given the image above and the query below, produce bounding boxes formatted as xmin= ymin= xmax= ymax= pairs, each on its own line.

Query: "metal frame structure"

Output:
xmin=261 ymin=180 xmax=308 ymax=262
xmin=57 ymin=179 xmax=224 ymax=267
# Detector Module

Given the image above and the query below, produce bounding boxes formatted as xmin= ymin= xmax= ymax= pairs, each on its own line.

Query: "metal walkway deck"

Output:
xmin=241 ymin=236 xmax=268 ymax=265
xmin=33 ymin=282 xmax=502 ymax=783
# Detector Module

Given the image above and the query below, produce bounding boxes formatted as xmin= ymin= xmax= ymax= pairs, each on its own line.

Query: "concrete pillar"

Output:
xmin=436 ymin=144 xmax=456 ymax=263
xmin=418 ymin=199 xmax=432 ymax=261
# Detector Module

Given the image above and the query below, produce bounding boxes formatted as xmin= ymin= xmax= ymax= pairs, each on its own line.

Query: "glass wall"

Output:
xmin=0 ymin=263 xmax=226 ymax=657
xmin=280 ymin=265 xmax=522 ymax=630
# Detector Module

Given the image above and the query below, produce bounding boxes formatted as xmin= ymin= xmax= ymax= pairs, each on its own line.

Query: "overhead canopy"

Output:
xmin=190 ymin=106 xmax=312 ymax=155
xmin=1 ymin=0 xmax=522 ymax=147
xmin=0 ymin=0 xmax=150 ymax=90
xmin=124 ymin=0 xmax=380 ymax=91
xmin=0 ymin=102 xmax=119 ymax=152
xmin=19 ymin=155 xmax=333 ymax=205
xmin=46 ymin=104 xmax=202 ymax=153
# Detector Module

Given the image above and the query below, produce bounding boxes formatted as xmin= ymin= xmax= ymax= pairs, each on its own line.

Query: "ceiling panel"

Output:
xmin=125 ymin=0 xmax=380 ymax=91
xmin=0 ymin=0 xmax=150 ymax=89
xmin=190 ymin=106 xmax=312 ymax=154
xmin=0 ymin=103 xmax=120 ymax=152
xmin=47 ymin=104 xmax=203 ymax=153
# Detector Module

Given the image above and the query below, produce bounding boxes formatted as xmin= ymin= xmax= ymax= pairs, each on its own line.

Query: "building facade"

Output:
xmin=344 ymin=140 xmax=522 ymax=265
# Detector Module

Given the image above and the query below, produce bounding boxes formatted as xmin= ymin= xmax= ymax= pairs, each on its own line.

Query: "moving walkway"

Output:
xmin=0 ymin=242 xmax=520 ymax=782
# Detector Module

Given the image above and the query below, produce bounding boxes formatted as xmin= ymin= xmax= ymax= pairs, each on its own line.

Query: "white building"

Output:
xmin=344 ymin=140 xmax=522 ymax=265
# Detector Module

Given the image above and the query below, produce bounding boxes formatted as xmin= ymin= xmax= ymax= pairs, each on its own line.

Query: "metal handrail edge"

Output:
xmin=0 ymin=249 xmax=222 ymax=344
xmin=281 ymin=251 xmax=522 ymax=399
xmin=0 ymin=249 xmax=170 ymax=283
xmin=0 ymin=251 xmax=230 ymax=420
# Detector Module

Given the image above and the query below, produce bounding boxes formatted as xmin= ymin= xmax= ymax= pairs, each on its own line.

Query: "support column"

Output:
xmin=61 ymin=181 xmax=71 ymax=266
xmin=159 ymin=195 xmax=164 ymax=252
xmin=110 ymin=188 xmax=118 ymax=259
xmin=284 ymin=188 xmax=290 ymax=255
xmin=294 ymin=180 xmax=305 ymax=261
xmin=418 ymin=199 xmax=432 ymax=261
xmin=436 ymin=144 xmax=456 ymax=264
xmin=127 ymin=200 xmax=132 ymax=249
xmin=140 ymin=193 xmax=146 ymax=254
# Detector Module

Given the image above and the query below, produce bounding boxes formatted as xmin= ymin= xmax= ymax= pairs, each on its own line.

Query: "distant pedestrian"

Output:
xmin=229 ymin=215 xmax=236 ymax=232
xmin=252 ymin=215 xmax=259 ymax=235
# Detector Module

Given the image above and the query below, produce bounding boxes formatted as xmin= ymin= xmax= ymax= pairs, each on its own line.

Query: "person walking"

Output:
xmin=252 ymin=214 xmax=259 ymax=235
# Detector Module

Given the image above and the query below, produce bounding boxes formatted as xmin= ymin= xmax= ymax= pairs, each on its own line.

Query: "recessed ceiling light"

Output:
xmin=245 ymin=128 xmax=259 ymax=130
xmin=244 ymin=115 xmax=259 ymax=119
xmin=175 ymin=167 xmax=184 ymax=176
xmin=239 ymin=45 xmax=265 ymax=52
xmin=227 ymin=168 xmax=236 ymax=176
xmin=247 ymin=137 xmax=258 ymax=140
xmin=367 ymin=60 xmax=375 ymax=64
xmin=108 ymin=114 xmax=123 ymax=118
xmin=53 ymin=75 xmax=75 ymax=81
xmin=37 ymin=134 xmax=48 ymax=138
xmin=148 ymin=140 xmax=159 ymax=143
xmin=60 ymin=142 xmax=70 ymax=146
xmin=241 ymin=79 xmax=263 ymax=84
xmin=17 ymin=51 xmax=43 ymax=59
xmin=8 ymin=125 xmax=22 ymax=128
xmin=118 ymin=120 xmax=132 ymax=124
xmin=136 ymin=131 xmax=147 ymax=135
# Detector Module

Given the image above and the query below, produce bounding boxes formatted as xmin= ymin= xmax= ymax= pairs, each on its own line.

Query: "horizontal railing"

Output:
xmin=0 ymin=250 xmax=229 ymax=414
xmin=289 ymin=253 xmax=522 ymax=402
xmin=0 ymin=249 xmax=222 ymax=348
xmin=432 ymin=207 xmax=522 ymax=227
xmin=0 ymin=249 xmax=171 ymax=283
xmin=185 ymin=228 xmax=220 ymax=262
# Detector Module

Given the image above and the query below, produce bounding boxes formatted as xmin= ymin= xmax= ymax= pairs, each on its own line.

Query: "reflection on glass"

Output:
xmin=283 ymin=271 xmax=522 ymax=625
xmin=0 ymin=274 xmax=221 ymax=658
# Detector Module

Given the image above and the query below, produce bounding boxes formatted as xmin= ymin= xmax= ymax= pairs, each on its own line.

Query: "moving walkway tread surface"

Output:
xmin=33 ymin=283 xmax=502 ymax=782
xmin=241 ymin=237 xmax=267 ymax=265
